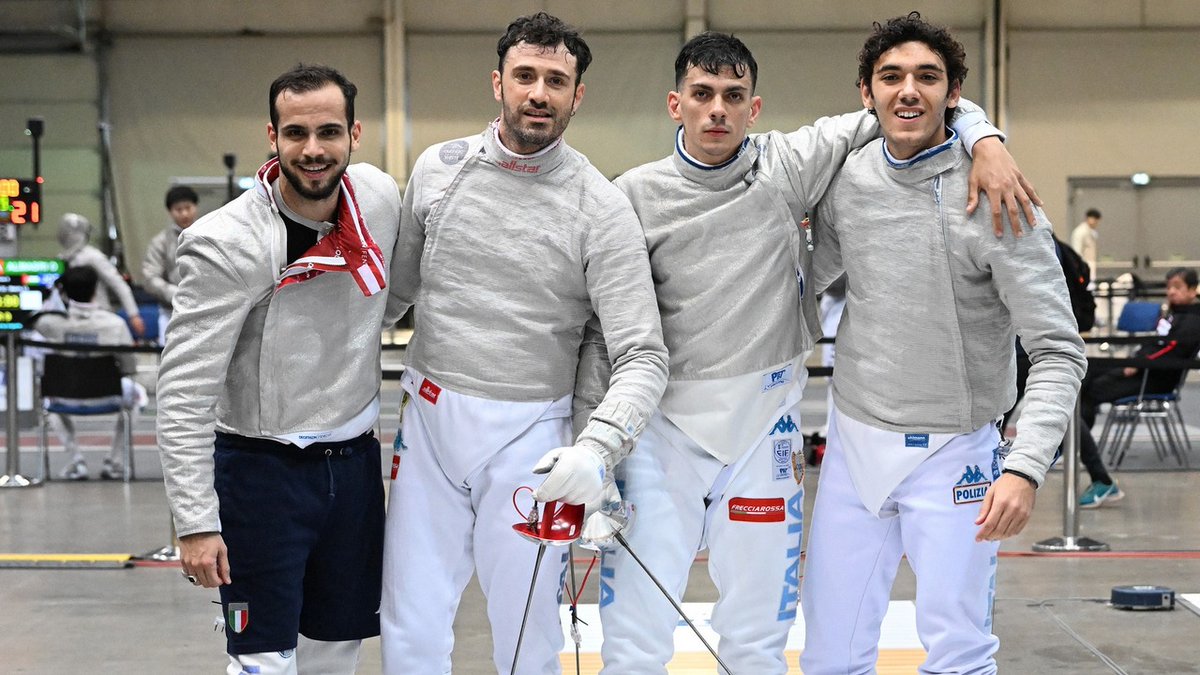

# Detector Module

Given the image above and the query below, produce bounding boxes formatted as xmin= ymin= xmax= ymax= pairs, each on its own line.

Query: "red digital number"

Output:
xmin=11 ymin=200 xmax=25 ymax=225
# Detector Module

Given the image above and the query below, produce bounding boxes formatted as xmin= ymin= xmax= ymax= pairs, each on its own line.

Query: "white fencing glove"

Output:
xmin=531 ymin=445 xmax=606 ymax=507
xmin=580 ymin=477 xmax=633 ymax=551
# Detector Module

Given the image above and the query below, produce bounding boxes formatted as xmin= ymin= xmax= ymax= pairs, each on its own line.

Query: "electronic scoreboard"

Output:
xmin=0 ymin=178 xmax=41 ymax=226
xmin=0 ymin=258 xmax=63 ymax=330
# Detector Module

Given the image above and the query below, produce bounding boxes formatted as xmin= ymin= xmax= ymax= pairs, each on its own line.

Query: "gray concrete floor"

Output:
xmin=1 ymin=378 xmax=1198 ymax=674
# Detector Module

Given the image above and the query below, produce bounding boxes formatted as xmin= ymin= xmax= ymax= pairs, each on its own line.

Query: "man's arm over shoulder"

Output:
xmin=984 ymin=214 xmax=1086 ymax=485
xmin=777 ymin=109 xmax=879 ymax=209
xmin=157 ymin=224 xmax=258 ymax=537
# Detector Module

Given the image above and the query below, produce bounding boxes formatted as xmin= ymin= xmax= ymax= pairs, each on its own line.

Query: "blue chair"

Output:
xmin=36 ymin=353 xmax=134 ymax=482
xmin=1098 ymin=369 xmax=1191 ymax=469
xmin=117 ymin=303 xmax=161 ymax=344
xmin=1115 ymin=301 xmax=1162 ymax=333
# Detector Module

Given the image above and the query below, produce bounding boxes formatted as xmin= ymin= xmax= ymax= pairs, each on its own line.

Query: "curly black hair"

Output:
xmin=497 ymin=12 xmax=592 ymax=84
xmin=858 ymin=12 xmax=967 ymax=91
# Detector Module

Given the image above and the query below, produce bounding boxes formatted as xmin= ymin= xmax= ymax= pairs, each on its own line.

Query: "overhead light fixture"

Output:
xmin=1131 ymin=172 xmax=1151 ymax=186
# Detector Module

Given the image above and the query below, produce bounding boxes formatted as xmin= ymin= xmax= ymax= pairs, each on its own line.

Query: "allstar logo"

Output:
xmin=419 ymin=378 xmax=441 ymax=404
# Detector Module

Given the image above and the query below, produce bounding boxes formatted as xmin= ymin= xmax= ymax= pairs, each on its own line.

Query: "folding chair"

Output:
xmin=36 ymin=353 xmax=134 ymax=482
xmin=1098 ymin=369 xmax=1192 ymax=469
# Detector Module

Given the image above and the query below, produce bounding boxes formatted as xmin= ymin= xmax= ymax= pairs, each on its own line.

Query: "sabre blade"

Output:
xmin=567 ymin=544 xmax=582 ymax=675
xmin=614 ymin=532 xmax=736 ymax=675
xmin=509 ymin=543 xmax=547 ymax=675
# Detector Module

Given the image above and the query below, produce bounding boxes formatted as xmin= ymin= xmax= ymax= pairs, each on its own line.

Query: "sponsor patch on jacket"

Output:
xmin=773 ymin=439 xmax=793 ymax=481
xmin=905 ymin=433 xmax=929 ymax=448
xmin=728 ymin=497 xmax=786 ymax=523
xmin=439 ymin=140 xmax=468 ymax=165
xmin=953 ymin=464 xmax=992 ymax=505
xmin=419 ymin=378 xmax=441 ymax=404
xmin=761 ymin=364 xmax=793 ymax=392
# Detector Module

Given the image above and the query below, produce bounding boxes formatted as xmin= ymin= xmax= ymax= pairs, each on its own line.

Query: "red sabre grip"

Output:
xmin=512 ymin=500 xmax=584 ymax=545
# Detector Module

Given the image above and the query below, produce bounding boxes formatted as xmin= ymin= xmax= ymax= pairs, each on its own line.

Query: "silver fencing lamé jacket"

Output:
xmin=814 ymin=137 xmax=1086 ymax=485
xmin=389 ymin=122 xmax=668 ymax=468
xmin=157 ymin=163 xmax=402 ymax=537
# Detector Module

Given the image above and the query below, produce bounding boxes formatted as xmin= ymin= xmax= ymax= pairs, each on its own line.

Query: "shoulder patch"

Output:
xmin=439 ymin=140 xmax=469 ymax=165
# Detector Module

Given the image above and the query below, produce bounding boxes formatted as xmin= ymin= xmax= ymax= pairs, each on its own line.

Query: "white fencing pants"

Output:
xmin=381 ymin=400 xmax=571 ymax=675
xmin=226 ymin=637 xmax=360 ymax=675
xmin=599 ymin=405 xmax=805 ymax=674
xmin=801 ymin=417 xmax=1001 ymax=675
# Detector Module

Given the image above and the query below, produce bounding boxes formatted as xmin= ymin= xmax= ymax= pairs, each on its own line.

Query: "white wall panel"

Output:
xmin=1006 ymin=29 xmax=1200 ymax=242
xmin=107 ymin=35 xmax=384 ymax=280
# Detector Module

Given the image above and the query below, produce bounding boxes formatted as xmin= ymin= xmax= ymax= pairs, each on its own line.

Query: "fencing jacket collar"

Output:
xmin=882 ymin=127 xmax=959 ymax=171
xmin=671 ymin=126 xmax=756 ymax=190
xmin=255 ymin=157 xmax=386 ymax=297
xmin=483 ymin=118 xmax=567 ymax=176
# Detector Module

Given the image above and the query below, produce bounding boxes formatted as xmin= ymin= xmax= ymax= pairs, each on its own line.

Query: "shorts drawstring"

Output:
xmin=325 ymin=449 xmax=336 ymax=498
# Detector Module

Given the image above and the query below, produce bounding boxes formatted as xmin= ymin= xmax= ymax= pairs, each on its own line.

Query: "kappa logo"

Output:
xmin=728 ymin=497 xmax=786 ymax=523
xmin=227 ymin=602 xmax=249 ymax=634
xmin=770 ymin=414 xmax=799 ymax=436
xmin=953 ymin=464 xmax=991 ymax=505
xmin=419 ymin=378 xmax=441 ymax=404
xmin=498 ymin=158 xmax=541 ymax=174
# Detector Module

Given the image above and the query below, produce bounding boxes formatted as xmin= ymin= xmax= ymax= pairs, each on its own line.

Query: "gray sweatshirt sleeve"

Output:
xmin=572 ymin=197 xmax=668 ymax=470
xmin=156 ymin=230 xmax=257 ymax=537
xmin=141 ymin=234 xmax=176 ymax=307
xmin=980 ymin=213 xmax=1086 ymax=485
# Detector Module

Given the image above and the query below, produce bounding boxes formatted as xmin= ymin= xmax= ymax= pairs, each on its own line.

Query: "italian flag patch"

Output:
xmin=227 ymin=602 xmax=249 ymax=634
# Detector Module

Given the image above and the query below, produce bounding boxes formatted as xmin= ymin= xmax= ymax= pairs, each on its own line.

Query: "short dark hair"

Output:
xmin=858 ymin=12 xmax=968 ymax=120
xmin=1166 ymin=267 xmax=1199 ymax=289
xmin=1086 ymin=208 xmax=1102 ymax=220
xmin=60 ymin=266 xmax=99 ymax=304
xmin=675 ymin=32 xmax=758 ymax=91
xmin=497 ymin=12 xmax=592 ymax=84
xmin=269 ymin=63 xmax=357 ymax=129
xmin=165 ymin=185 xmax=198 ymax=210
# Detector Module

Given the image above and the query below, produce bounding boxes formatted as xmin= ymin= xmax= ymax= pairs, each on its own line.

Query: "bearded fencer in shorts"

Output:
xmin=801 ymin=13 xmax=1087 ymax=674
xmin=159 ymin=64 xmax=405 ymax=674
xmin=378 ymin=13 xmax=668 ymax=674
xmin=573 ymin=31 xmax=1040 ymax=675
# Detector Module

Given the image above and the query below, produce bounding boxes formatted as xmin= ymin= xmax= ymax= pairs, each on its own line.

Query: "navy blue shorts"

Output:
xmin=214 ymin=431 xmax=384 ymax=655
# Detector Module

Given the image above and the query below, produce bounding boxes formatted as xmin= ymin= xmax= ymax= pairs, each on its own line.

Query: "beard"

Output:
xmin=500 ymin=95 xmax=571 ymax=153
xmin=278 ymin=156 xmax=350 ymax=202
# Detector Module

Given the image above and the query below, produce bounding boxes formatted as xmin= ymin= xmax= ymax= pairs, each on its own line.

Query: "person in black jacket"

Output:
xmin=1078 ymin=267 xmax=1200 ymax=507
